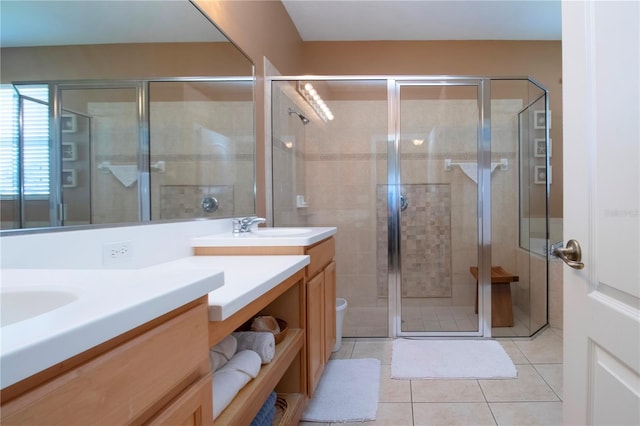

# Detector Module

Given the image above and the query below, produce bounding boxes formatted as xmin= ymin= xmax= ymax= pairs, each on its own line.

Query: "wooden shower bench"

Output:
xmin=470 ymin=266 xmax=519 ymax=327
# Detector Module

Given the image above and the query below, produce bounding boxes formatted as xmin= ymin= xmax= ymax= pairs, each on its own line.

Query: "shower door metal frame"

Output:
xmin=388 ymin=77 xmax=493 ymax=338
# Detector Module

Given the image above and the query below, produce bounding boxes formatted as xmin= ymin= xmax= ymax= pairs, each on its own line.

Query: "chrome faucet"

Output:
xmin=233 ymin=216 xmax=266 ymax=233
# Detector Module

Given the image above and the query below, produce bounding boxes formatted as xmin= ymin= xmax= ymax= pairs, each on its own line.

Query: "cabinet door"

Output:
xmin=323 ymin=261 xmax=336 ymax=362
xmin=306 ymin=273 xmax=325 ymax=396
xmin=146 ymin=374 xmax=213 ymax=426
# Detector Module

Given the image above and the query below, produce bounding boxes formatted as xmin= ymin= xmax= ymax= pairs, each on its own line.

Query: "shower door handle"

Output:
xmin=400 ymin=195 xmax=409 ymax=212
xmin=552 ymin=239 xmax=585 ymax=269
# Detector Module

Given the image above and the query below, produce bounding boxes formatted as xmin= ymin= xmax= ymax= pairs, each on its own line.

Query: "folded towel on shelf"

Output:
xmin=209 ymin=334 xmax=237 ymax=371
xmin=250 ymin=391 xmax=277 ymax=426
xmin=212 ymin=350 xmax=262 ymax=419
xmin=232 ymin=331 xmax=275 ymax=364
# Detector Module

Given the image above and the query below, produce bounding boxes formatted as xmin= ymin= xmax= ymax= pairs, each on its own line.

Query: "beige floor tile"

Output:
xmin=352 ymin=326 xmax=389 ymax=337
xmin=380 ymin=365 xmax=412 ymax=402
xmin=306 ymin=333 xmax=564 ymax=425
xmin=513 ymin=328 xmax=563 ymax=363
xmin=491 ymin=327 xmax=517 ymax=337
xmin=413 ymin=402 xmax=497 ymax=425
xmin=454 ymin=318 xmax=477 ymax=331
xmin=353 ymin=340 xmax=393 ymax=364
xmin=438 ymin=319 xmax=459 ymax=330
xmin=330 ymin=339 xmax=355 ymax=360
xmin=549 ymin=327 xmax=563 ymax=338
xmin=411 ymin=379 xmax=485 ymax=402
xmin=498 ymin=340 xmax=530 ymax=364
xmin=489 ymin=401 xmax=563 ymax=425
xmin=424 ymin=320 xmax=443 ymax=331
xmin=339 ymin=402 xmax=414 ymax=426
xmin=533 ymin=363 xmax=563 ymax=400
xmin=479 ymin=364 xmax=559 ymax=402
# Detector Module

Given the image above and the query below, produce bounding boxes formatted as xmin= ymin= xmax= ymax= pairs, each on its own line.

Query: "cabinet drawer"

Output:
xmin=306 ymin=237 xmax=335 ymax=279
xmin=2 ymin=302 xmax=210 ymax=426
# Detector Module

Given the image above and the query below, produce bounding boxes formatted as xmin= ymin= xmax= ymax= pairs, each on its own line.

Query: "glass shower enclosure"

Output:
xmin=270 ymin=76 xmax=549 ymax=338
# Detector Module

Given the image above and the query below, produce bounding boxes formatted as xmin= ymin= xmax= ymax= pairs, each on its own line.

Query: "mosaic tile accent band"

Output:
xmin=377 ymin=184 xmax=452 ymax=298
xmin=159 ymin=185 xmax=234 ymax=219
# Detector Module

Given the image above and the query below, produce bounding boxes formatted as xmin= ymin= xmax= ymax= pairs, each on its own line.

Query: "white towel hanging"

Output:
xmin=444 ymin=158 xmax=508 ymax=184
xmin=457 ymin=163 xmax=500 ymax=184
xmin=105 ymin=164 xmax=137 ymax=187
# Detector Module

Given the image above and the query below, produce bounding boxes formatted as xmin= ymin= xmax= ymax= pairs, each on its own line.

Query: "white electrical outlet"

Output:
xmin=102 ymin=241 xmax=132 ymax=265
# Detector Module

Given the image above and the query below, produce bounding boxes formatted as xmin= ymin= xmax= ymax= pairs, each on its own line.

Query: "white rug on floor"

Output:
xmin=392 ymin=339 xmax=517 ymax=379
xmin=301 ymin=358 xmax=380 ymax=422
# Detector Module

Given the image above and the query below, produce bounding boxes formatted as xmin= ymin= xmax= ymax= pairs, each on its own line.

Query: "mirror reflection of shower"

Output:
xmin=288 ymin=108 xmax=310 ymax=125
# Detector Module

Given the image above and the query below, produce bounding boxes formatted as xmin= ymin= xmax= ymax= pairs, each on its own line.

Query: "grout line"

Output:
xmin=409 ymin=379 xmax=416 ymax=425
xmin=532 ymin=363 xmax=563 ymax=402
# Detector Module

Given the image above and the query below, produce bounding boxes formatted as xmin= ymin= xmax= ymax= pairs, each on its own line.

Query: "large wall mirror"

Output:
xmin=0 ymin=0 xmax=255 ymax=232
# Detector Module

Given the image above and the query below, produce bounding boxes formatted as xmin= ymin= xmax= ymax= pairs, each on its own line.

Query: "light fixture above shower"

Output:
xmin=298 ymin=82 xmax=334 ymax=123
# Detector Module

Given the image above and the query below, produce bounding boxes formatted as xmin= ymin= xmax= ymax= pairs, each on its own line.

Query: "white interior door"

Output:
xmin=562 ymin=1 xmax=640 ymax=424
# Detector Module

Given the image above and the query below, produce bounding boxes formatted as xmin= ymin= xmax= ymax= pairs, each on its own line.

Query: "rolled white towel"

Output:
xmin=209 ymin=334 xmax=237 ymax=371
xmin=232 ymin=331 xmax=275 ymax=364
xmin=212 ymin=350 xmax=262 ymax=419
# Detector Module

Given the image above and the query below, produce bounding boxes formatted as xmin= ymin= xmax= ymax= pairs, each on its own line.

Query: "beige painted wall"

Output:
xmin=0 ymin=43 xmax=251 ymax=81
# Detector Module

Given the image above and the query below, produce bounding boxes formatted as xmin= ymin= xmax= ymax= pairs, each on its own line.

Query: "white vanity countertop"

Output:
xmin=180 ymin=255 xmax=310 ymax=321
xmin=191 ymin=226 xmax=336 ymax=247
xmin=0 ymin=258 xmax=224 ymax=389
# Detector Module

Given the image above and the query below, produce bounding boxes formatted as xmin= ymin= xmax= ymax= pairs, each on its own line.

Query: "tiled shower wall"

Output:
xmin=376 ymin=184 xmax=452 ymax=298
xmin=89 ymin=101 xmax=254 ymax=223
xmin=91 ymin=102 xmax=139 ymax=224
xmin=150 ymin=101 xmax=254 ymax=220
xmin=271 ymin=84 xmax=309 ymax=228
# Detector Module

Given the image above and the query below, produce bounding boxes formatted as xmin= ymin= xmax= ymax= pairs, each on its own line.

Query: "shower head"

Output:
xmin=288 ymin=108 xmax=310 ymax=125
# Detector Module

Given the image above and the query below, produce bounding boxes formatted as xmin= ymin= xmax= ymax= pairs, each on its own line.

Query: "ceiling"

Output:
xmin=0 ymin=0 xmax=562 ymax=48
xmin=281 ymin=0 xmax=561 ymax=41
xmin=0 ymin=1 xmax=226 ymax=48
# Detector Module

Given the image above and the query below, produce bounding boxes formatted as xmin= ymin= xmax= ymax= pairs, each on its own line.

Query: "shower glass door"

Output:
xmin=393 ymin=80 xmax=488 ymax=337
xmin=58 ymin=84 xmax=142 ymax=225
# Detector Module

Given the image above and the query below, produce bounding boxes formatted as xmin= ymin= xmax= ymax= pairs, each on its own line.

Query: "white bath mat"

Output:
xmin=301 ymin=358 xmax=380 ymax=422
xmin=391 ymin=339 xmax=517 ymax=379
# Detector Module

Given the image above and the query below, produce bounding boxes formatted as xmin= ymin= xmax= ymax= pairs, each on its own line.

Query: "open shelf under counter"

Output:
xmin=214 ymin=329 xmax=305 ymax=425
xmin=207 ymin=265 xmax=308 ymax=425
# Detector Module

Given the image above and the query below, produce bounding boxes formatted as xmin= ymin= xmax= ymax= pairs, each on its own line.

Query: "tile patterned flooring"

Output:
xmin=301 ymin=328 xmax=563 ymax=426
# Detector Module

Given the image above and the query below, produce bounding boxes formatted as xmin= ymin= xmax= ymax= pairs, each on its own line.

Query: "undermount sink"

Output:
xmin=1 ymin=289 xmax=78 ymax=327
xmin=251 ymin=227 xmax=314 ymax=237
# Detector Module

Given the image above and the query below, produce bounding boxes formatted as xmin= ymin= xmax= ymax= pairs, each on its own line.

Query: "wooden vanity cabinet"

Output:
xmin=303 ymin=238 xmax=336 ymax=395
xmin=306 ymin=272 xmax=325 ymax=393
xmin=323 ymin=260 xmax=337 ymax=362
xmin=207 ymin=269 xmax=307 ymax=425
xmin=0 ymin=297 xmax=213 ymax=426
xmin=194 ymin=236 xmax=337 ymax=397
